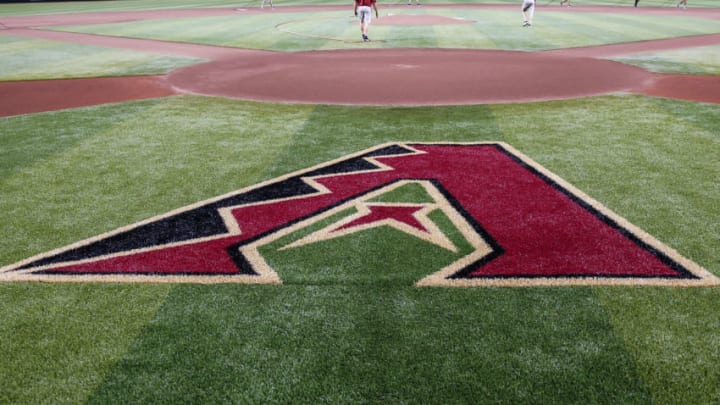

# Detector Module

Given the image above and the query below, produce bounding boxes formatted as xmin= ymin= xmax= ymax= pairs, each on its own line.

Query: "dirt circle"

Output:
xmin=168 ymin=48 xmax=651 ymax=105
xmin=3 ymin=5 xmax=720 ymax=116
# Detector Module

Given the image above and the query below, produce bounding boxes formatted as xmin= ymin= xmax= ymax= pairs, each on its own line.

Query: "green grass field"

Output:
xmin=612 ymin=44 xmax=720 ymax=74
xmin=0 ymin=35 xmax=203 ymax=80
xmin=0 ymin=0 xmax=719 ymax=16
xmin=1 ymin=1 xmax=719 ymax=403
xmin=45 ymin=8 xmax=720 ymax=52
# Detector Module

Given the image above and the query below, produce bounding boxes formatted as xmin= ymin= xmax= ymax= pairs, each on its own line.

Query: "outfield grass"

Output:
xmin=1 ymin=94 xmax=719 ymax=403
xmin=46 ymin=8 xmax=720 ymax=52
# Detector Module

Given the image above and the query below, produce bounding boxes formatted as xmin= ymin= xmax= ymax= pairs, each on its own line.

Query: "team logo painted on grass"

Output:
xmin=1 ymin=142 xmax=716 ymax=286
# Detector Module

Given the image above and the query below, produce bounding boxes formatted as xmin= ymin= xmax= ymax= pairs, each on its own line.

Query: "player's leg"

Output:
xmin=528 ymin=1 xmax=535 ymax=25
xmin=522 ymin=1 xmax=534 ymax=26
xmin=359 ymin=8 xmax=371 ymax=41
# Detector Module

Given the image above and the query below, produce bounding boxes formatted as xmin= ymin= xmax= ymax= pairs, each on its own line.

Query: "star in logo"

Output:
xmin=240 ymin=179 xmax=495 ymax=280
xmin=281 ymin=202 xmax=456 ymax=252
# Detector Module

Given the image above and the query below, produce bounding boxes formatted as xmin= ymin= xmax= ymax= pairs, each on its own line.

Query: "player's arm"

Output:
xmin=372 ymin=2 xmax=378 ymax=17
xmin=354 ymin=2 xmax=358 ymax=16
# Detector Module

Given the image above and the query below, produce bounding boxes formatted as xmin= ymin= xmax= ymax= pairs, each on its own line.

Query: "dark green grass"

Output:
xmin=1 ymin=94 xmax=719 ymax=403
xmin=88 ymin=285 xmax=652 ymax=403
xmin=0 ymin=283 xmax=173 ymax=404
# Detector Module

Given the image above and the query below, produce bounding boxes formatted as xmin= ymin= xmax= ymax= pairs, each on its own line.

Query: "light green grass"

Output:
xmin=1 ymin=0 xmax=719 ymax=17
xmin=1 ymin=94 xmax=719 ymax=403
xmin=0 ymin=97 xmax=313 ymax=265
xmin=0 ymin=35 xmax=203 ymax=81
xmin=612 ymin=44 xmax=720 ymax=74
xmin=46 ymin=8 xmax=720 ymax=51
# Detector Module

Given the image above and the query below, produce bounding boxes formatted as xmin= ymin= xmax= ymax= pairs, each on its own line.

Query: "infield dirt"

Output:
xmin=1 ymin=4 xmax=719 ymax=116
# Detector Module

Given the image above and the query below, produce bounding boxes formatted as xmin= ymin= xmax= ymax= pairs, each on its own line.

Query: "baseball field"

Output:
xmin=1 ymin=0 xmax=719 ymax=403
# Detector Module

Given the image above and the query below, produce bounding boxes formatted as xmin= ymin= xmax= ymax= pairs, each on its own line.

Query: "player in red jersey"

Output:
xmin=354 ymin=0 xmax=379 ymax=42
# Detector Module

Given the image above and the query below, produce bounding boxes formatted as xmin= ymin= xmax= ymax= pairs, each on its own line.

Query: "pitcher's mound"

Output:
xmin=168 ymin=48 xmax=648 ymax=106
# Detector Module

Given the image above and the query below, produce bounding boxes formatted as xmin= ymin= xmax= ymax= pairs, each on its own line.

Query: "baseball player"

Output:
xmin=522 ymin=0 xmax=535 ymax=27
xmin=354 ymin=0 xmax=379 ymax=42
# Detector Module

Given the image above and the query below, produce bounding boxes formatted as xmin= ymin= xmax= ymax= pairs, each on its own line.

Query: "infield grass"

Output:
xmin=612 ymin=44 xmax=720 ymax=74
xmin=0 ymin=0 xmax=719 ymax=17
xmin=0 ymin=35 xmax=203 ymax=81
xmin=46 ymin=8 xmax=720 ymax=52
xmin=1 ymin=94 xmax=719 ymax=403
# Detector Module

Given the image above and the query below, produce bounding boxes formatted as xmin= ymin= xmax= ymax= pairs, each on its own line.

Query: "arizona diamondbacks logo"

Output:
xmin=1 ymin=143 xmax=717 ymax=287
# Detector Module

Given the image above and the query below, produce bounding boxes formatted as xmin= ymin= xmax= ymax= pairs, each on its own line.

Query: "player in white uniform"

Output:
xmin=522 ymin=0 xmax=535 ymax=27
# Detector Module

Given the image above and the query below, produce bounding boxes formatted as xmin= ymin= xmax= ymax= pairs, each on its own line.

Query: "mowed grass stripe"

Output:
xmin=583 ymin=12 xmax=718 ymax=40
xmin=0 ymin=96 xmax=313 ymax=266
xmin=612 ymin=44 xmax=720 ymax=74
xmin=0 ymin=35 xmax=58 ymax=55
xmin=42 ymin=9 xmax=720 ymax=52
xmin=235 ymin=14 xmax=309 ymax=50
xmin=0 ymin=0 xmax=247 ymax=17
xmin=0 ymin=36 xmax=202 ymax=81
xmin=538 ymin=12 xmax=625 ymax=48
xmin=260 ymin=103 xmax=505 ymax=181
xmin=0 ymin=99 xmax=185 ymax=262
xmin=274 ymin=13 xmax=361 ymax=49
xmin=0 ymin=283 xmax=174 ymax=404
xmin=536 ymin=12 xmax=719 ymax=49
xmin=464 ymin=10 xmax=545 ymax=49
xmin=87 ymin=285 xmax=652 ymax=403
xmin=1 ymin=0 xmax=720 ymax=18
xmin=48 ymin=13 xmax=283 ymax=48
xmin=632 ymin=98 xmax=720 ymax=262
xmin=596 ymin=288 xmax=720 ymax=404
xmin=443 ymin=11 xmax=513 ymax=50
xmin=0 ymin=99 xmax=168 ymax=180
xmin=629 ymin=12 xmax=720 ymax=34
